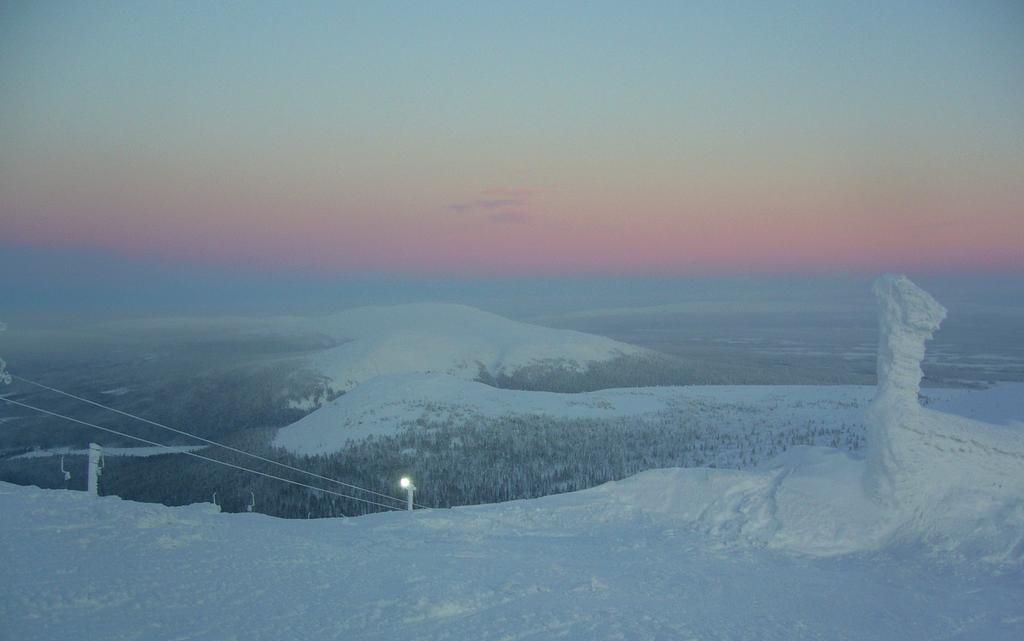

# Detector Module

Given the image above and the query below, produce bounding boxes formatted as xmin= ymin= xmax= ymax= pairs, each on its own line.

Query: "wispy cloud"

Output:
xmin=449 ymin=198 xmax=523 ymax=214
xmin=448 ymin=188 xmax=542 ymax=224
xmin=488 ymin=210 xmax=532 ymax=224
xmin=480 ymin=187 xmax=545 ymax=199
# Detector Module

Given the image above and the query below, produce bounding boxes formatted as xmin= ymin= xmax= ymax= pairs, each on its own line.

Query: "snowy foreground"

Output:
xmin=4 ymin=276 xmax=1023 ymax=640
xmin=1 ymin=474 xmax=1022 ymax=641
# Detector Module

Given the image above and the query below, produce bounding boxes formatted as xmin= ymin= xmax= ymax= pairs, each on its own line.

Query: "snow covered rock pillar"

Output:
xmin=864 ymin=274 xmax=946 ymax=504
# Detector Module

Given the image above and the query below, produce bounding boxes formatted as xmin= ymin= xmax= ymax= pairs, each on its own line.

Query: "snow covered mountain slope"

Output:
xmin=272 ymin=370 xmax=1023 ymax=457
xmin=273 ymin=373 xmax=874 ymax=455
xmin=2 ymin=480 xmax=1022 ymax=641
xmin=294 ymin=303 xmax=645 ymax=393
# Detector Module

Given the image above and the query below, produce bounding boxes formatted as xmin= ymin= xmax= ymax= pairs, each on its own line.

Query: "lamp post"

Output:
xmin=400 ymin=476 xmax=415 ymax=512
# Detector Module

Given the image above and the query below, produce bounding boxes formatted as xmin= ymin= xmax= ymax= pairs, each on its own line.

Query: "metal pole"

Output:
xmin=87 ymin=443 xmax=102 ymax=496
xmin=400 ymin=476 xmax=416 ymax=512
xmin=60 ymin=455 xmax=71 ymax=488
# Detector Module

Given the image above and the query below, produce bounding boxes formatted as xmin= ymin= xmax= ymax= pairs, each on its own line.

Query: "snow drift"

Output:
xmin=4 ymin=478 xmax=1021 ymax=641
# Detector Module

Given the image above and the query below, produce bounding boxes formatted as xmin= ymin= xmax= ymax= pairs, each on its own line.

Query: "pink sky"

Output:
xmin=2 ymin=2 xmax=1022 ymax=276
xmin=3 ymin=159 xmax=1021 ymax=275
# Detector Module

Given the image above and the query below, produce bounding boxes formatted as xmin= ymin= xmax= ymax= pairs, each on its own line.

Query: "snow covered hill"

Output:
xmin=293 ymin=303 xmax=646 ymax=394
xmin=273 ymin=373 xmax=875 ymax=455
xmin=90 ymin=303 xmax=647 ymax=400
xmin=272 ymin=370 xmax=1022 ymax=457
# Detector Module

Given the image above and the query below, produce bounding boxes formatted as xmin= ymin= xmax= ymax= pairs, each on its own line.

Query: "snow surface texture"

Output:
xmin=295 ymin=303 xmax=645 ymax=392
xmin=924 ymin=384 xmax=1024 ymax=426
xmin=2 ymin=481 xmax=1022 ymax=641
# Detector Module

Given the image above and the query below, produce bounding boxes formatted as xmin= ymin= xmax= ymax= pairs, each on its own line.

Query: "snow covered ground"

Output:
xmin=924 ymin=384 xmax=1024 ymax=426
xmin=2 ymin=477 xmax=1021 ymax=641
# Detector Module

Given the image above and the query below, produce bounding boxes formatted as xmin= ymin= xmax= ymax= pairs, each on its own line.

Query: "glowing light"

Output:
xmin=400 ymin=477 xmax=411 ymax=489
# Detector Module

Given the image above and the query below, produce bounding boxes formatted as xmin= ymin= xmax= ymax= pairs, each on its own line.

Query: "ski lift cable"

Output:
xmin=1 ymin=397 xmax=403 ymax=511
xmin=10 ymin=375 xmax=418 ymax=507
xmin=2 ymin=396 xmax=400 ymax=512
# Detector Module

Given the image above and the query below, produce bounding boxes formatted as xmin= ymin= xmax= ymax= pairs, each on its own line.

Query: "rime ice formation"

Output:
xmin=863 ymin=275 xmax=946 ymax=503
xmin=858 ymin=276 xmax=1024 ymax=562
xmin=871 ymin=274 xmax=947 ymax=401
